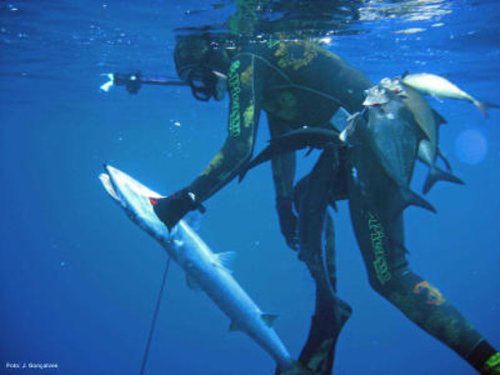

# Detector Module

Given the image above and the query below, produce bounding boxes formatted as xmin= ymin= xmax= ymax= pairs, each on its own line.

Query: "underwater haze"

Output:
xmin=1 ymin=1 xmax=499 ymax=374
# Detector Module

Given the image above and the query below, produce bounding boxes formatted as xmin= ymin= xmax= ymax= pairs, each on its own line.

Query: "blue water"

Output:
xmin=1 ymin=1 xmax=499 ymax=374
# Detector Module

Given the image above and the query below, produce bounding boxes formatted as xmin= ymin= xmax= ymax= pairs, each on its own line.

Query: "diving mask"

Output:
xmin=186 ymin=67 xmax=227 ymax=102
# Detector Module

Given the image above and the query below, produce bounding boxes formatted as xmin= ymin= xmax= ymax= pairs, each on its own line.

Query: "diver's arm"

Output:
xmin=152 ymin=54 xmax=263 ymax=230
xmin=187 ymin=56 xmax=262 ymax=202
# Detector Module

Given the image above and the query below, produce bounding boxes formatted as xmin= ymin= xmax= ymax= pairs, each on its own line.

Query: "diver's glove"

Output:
xmin=151 ymin=188 xmax=206 ymax=231
xmin=276 ymin=197 xmax=299 ymax=251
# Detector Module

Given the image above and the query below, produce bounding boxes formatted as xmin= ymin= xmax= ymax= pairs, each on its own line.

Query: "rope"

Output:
xmin=140 ymin=256 xmax=172 ymax=375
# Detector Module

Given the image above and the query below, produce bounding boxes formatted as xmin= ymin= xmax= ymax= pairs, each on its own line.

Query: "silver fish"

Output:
xmin=402 ymin=73 xmax=488 ymax=117
xmin=99 ymin=165 xmax=296 ymax=372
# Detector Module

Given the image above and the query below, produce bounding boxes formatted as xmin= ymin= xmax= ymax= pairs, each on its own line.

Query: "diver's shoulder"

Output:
xmin=229 ymin=42 xmax=274 ymax=63
xmin=229 ymin=38 xmax=345 ymax=68
xmin=276 ymin=39 xmax=344 ymax=61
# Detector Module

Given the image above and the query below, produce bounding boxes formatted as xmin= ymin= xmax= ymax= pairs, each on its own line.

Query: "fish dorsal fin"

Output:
xmin=261 ymin=313 xmax=279 ymax=327
xmin=229 ymin=321 xmax=241 ymax=332
xmin=401 ymin=70 xmax=409 ymax=79
xmin=214 ymin=251 xmax=237 ymax=272
xmin=186 ymin=274 xmax=201 ymax=291
xmin=184 ymin=212 xmax=202 ymax=231
xmin=432 ymin=109 xmax=447 ymax=125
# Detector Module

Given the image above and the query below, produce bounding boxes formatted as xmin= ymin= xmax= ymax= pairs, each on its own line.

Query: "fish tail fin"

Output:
xmin=483 ymin=100 xmax=500 ymax=109
xmin=401 ymin=187 xmax=436 ymax=214
xmin=473 ymin=99 xmax=489 ymax=118
xmin=423 ymin=166 xmax=464 ymax=194
xmin=481 ymin=100 xmax=500 ymax=118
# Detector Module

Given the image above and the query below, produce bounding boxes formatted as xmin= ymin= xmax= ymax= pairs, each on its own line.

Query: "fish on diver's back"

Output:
xmin=378 ymin=77 xmax=464 ymax=194
xmin=401 ymin=72 xmax=500 ymax=118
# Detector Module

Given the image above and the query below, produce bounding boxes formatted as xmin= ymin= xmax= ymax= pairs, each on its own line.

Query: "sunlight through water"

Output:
xmin=454 ymin=128 xmax=488 ymax=165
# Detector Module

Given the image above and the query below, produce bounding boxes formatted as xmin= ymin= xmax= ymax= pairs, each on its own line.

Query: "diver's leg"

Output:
xmin=292 ymin=147 xmax=352 ymax=375
xmin=297 ymin=213 xmax=352 ymax=375
xmin=347 ymin=189 xmax=499 ymax=374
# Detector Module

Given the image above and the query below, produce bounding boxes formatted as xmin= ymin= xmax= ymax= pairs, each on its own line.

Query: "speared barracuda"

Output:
xmin=99 ymin=165 xmax=298 ymax=373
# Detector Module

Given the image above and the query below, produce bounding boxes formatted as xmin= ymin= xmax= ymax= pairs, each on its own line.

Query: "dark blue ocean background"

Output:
xmin=1 ymin=1 xmax=499 ymax=374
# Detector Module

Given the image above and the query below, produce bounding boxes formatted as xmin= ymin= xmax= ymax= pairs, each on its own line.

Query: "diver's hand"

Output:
xmin=276 ymin=197 xmax=299 ymax=250
xmin=151 ymin=188 xmax=205 ymax=231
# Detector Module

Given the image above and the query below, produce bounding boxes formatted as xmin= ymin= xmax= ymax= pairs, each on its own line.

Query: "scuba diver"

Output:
xmin=149 ymin=33 xmax=499 ymax=374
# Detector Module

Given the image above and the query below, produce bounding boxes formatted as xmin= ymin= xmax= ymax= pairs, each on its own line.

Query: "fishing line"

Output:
xmin=140 ymin=255 xmax=172 ymax=375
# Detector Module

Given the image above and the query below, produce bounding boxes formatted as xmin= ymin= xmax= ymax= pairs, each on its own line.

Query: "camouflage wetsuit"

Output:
xmin=175 ymin=40 xmax=498 ymax=374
